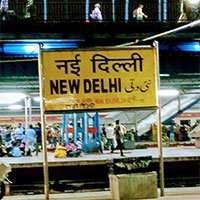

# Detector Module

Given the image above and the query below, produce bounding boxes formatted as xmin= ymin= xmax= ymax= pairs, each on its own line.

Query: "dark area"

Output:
xmin=9 ymin=159 xmax=200 ymax=195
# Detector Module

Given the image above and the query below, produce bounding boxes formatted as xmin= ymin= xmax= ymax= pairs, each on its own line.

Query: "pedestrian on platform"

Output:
xmin=24 ymin=124 xmax=36 ymax=156
xmin=0 ymin=0 xmax=9 ymax=20
xmin=106 ymin=123 xmax=115 ymax=151
xmin=90 ymin=3 xmax=103 ymax=22
xmin=101 ymin=123 xmax=107 ymax=150
xmin=34 ymin=122 xmax=42 ymax=156
xmin=14 ymin=123 xmax=25 ymax=144
xmin=76 ymin=137 xmax=82 ymax=156
xmin=133 ymin=4 xmax=148 ymax=21
xmin=111 ymin=120 xmax=125 ymax=156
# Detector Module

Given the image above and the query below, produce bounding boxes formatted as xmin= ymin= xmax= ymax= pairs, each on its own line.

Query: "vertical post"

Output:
xmin=125 ymin=0 xmax=129 ymax=22
xmin=85 ymin=0 xmax=89 ymax=21
xmin=24 ymin=96 xmax=28 ymax=130
xmin=178 ymin=94 xmax=181 ymax=111
xmin=44 ymin=0 xmax=47 ymax=21
xmin=62 ymin=114 xmax=66 ymax=144
xmin=112 ymin=0 xmax=116 ymax=22
xmin=28 ymin=96 xmax=32 ymax=123
xmin=38 ymin=44 xmax=49 ymax=200
xmin=158 ymin=0 xmax=162 ymax=21
xmin=73 ymin=113 xmax=77 ymax=142
xmin=84 ymin=113 xmax=88 ymax=144
xmin=134 ymin=111 xmax=138 ymax=132
xmin=163 ymin=0 xmax=167 ymax=22
xmin=154 ymin=41 xmax=165 ymax=196
xmin=64 ymin=0 xmax=69 ymax=20
xmin=96 ymin=112 xmax=101 ymax=141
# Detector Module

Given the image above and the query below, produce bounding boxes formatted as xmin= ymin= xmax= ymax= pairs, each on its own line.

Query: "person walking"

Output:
xmin=111 ymin=120 xmax=125 ymax=156
xmin=106 ymin=123 xmax=115 ymax=151
xmin=34 ymin=122 xmax=42 ymax=156
xmin=90 ymin=3 xmax=103 ymax=22
xmin=133 ymin=4 xmax=148 ymax=21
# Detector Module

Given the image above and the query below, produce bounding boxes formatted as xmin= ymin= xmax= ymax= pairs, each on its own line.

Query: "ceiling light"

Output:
xmin=0 ymin=92 xmax=26 ymax=104
xmin=158 ymin=89 xmax=179 ymax=96
xmin=8 ymin=105 xmax=23 ymax=110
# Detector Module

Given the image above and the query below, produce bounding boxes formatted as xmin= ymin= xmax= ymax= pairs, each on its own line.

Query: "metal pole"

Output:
xmin=116 ymin=19 xmax=200 ymax=47
xmin=163 ymin=0 xmax=167 ymax=22
xmin=38 ymin=44 xmax=49 ymax=200
xmin=28 ymin=96 xmax=32 ymax=123
xmin=112 ymin=0 xmax=116 ymax=22
xmin=43 ymin=0 xmax=47 ymax=21
xmin=125 ymin=0 xmax=129 ymax=22
xmin=25 ymin=96 xmax=28 ymax=130
xmin=157 ymin=106 xmax=165 ymax=196
xmin=155 ymin=41 xmax=165 ymax=196
xmin=158 ymin=0 xmax=162 ymax=21
xmin=86 ymin=0 xmax=89 ymax=21
xmin=134 ymin=111 xmax=137 ymax=132
xmin=178 ymin=94 xmax=181 ymax=111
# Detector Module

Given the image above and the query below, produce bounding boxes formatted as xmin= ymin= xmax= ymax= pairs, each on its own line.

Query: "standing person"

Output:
xmin=111 ymin=120 xmax=125 ymax=156
xmin=101 ymin=123 xmax=107 ymax=150
xmin=25 ymin=0 xmax=36 ymax=19
xmin=14 ymin=123 xmax=24 ymax=144
xmin=0 ymin=0 xmax=9 ymax=20
xmin=34 ymin=122 xmax=42 ymax=156
xmin=25 ymin=124 xmax=36 ymax=156
xmin=76 ymin=137 xmax=82 ymax=156
xmin=106 ymin=123 xmax=115 ymax=151
xmin=133 ymin=4 xmax=148 ymax=21
xmin=90 ymin=3 xmax=103 ymax=22
xmin=50 ymin=125 xmax=59 ymax=148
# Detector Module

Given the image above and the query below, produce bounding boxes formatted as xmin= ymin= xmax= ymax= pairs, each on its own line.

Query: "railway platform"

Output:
xmin=3 ymin=187 xmax=200 ymax=200
xmin=1 ymin=145 xmax=200 ymax=199
xmin=2 ymin=145 xmax=200 ymax=168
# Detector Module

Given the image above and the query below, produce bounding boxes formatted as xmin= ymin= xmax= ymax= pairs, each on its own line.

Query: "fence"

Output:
xmin=4 ymin=0 xmax=200 ymax=23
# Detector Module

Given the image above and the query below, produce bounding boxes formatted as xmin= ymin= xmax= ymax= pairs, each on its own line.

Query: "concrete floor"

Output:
xmin=3 ymin=187 xmax=200 ymax=200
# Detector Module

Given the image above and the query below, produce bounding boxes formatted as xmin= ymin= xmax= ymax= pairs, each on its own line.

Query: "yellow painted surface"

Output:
xmin=39 ymin=47 xmax=158 ymax=112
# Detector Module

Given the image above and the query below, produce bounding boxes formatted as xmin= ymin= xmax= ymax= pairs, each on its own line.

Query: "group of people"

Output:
xmin=0 ymin=122 xmax=42 ymax=157
xmin=101 ymin=120 xmax=128 ymax=156
xmin=0 ymin=122 xmax=83 ymax=158
xmin=54 ymin=138 xmax=82 ymax=158
xmin=0 ymin=0 xmax=36 ymax=20
xmin=90 ymin=3 xmax=148 ymax=22
xmin=162 ymin=121 xmax=199 ymax=142
xmin=1 ymin=0 xmax=148 ymax=22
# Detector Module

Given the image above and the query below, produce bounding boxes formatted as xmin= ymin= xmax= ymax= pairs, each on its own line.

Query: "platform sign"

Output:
xmin=39 ymin=47 xmax=158 ymax=112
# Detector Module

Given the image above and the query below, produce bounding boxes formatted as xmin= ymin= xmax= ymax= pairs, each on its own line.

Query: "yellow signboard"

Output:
xmin=39 ymin=47 xmax=158 ymax=112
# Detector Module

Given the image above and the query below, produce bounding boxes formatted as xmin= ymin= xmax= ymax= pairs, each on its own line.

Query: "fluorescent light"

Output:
xmin=158 ymin=89 xmax=179 ymax=96
xmin=187 ymin=0 xmax=200 ymax=4
xmin=0 ymin=92 xmax=26 ymax=104
xmin=8 ymin=105 xmax=23 ymax=110
xmin=33 ymin=96 xmax=41 ymax=102
xmin=160 ymin=74 xmax=170 ymax=77
xmin=24 ymin=44 xmax=39 ymax=53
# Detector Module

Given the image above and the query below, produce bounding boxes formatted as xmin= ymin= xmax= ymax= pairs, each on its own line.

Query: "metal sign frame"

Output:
xmin=38 ymin=42 xmax=164 ymax=199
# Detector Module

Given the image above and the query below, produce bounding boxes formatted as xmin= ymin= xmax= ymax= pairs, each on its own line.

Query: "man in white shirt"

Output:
xmin=106 ymin=123 xmax=115 ymax=151
xmin=133 ymin=4 xmax=148 ymax=21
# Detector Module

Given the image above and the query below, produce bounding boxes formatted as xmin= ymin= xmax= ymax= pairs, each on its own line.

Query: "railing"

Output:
xmin=4 ymin=0 xmax=200 ymax=23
